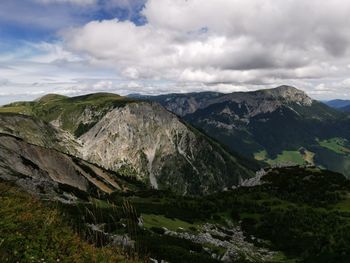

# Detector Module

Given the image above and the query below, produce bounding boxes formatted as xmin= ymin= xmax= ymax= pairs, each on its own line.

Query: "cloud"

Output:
xmin=62 ymin=0 xmax=350 ymax=92
xmin=2 ymin=0 xmax=350 ymax=103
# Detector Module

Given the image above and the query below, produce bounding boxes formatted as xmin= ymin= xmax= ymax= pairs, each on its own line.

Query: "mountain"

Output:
xmin=325 ymin=99 xmax=350 ymax=112
xmin=142 ymin=86 xmax=313 ymax=118
xmin=325 ymin=99 xmax=350 ymax=109
xmin=0 ymin=93 xmax=255 ymax=195
xmin=140 ymin=85 xmax=350 ymax=177
xmin=1 ymin=91 xmax=350 ymax=262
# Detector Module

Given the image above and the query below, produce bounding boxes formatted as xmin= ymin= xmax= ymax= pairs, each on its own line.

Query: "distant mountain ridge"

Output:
xmin=325 ymin=99 xmax=350 ymax=112
xmin=325 ymin=99 xmax=350 ymax=109
xmin=138 ymin=86 xmax=350 ymax=178
xmin=130 ymin=85 xmax=313 ymax=117
xmin=129 ymin=91 xmax=224 ymax=117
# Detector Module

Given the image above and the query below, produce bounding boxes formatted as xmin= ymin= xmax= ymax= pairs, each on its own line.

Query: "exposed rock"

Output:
xmin=164 ymin=223 xmax=276 ymax=262
xmin=0 ymin=94 xmax=255 ymax=195
xmin=0 ymin=133 xmax=132 ymax=198
xmin=240 ymin=168 xmax=267 ymax=187
xmin=76 ymin=102 xmax=253 ymax=195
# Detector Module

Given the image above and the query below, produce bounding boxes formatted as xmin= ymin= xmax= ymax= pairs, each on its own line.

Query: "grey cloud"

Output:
xmin=3 ymin=0 xmax=350 ymax=101
xmin=64 ymin=0 xmax=350 ymax=85
xmin=320 ymin=32 xmax=349 ymax=57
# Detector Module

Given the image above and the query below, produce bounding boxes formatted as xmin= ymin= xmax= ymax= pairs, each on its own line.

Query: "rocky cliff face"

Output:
xmin=77 ymin=102 xmax=253 ymax=194
xmin=0 ymin=93 xmax=255 ymax=195
xmin=0 ymin=134 xmax=135 ymax=199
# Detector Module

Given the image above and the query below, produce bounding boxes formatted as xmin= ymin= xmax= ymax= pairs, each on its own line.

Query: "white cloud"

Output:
xmin=61 ymin=0 xmax=350 ymax=97
xmin=3 ymin=0 xmax=350 ymax=103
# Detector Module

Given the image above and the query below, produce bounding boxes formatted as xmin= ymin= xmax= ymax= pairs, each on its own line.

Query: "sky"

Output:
xmin=1 ymin=0 xmax=350 ymax=104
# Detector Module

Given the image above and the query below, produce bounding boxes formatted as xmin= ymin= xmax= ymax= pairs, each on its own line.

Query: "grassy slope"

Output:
xmin=253 ymin=137 xmax=350 ymax=177
xmin=318 ymin=137 xmax=350 ymax=154
xmin=0 ymin=181 xmax=132 ymax=263
xmin=254 ymin=149 xmax=314 ymax=166
xmin=142 ymin=214 xmax=195 ymax=231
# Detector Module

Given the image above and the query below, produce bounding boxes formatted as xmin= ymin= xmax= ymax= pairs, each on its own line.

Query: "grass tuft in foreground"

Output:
xmin=0 ymin=182 xmax=133 ymax=263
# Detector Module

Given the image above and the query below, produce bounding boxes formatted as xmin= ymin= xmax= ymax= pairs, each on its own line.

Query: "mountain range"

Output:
xmin=0 ymin=93 xmax=255 ymax=196
xmin=1 ymin=87 xmax=350 ymax=262
xmin=136 ymin=85 xmax=350 ymax=178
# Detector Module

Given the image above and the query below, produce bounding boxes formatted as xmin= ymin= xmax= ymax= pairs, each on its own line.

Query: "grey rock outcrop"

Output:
xmin=77 ymin=102 xmax=253 ymax=195
xmin=0 ymin=133 xmax=130 ymax=198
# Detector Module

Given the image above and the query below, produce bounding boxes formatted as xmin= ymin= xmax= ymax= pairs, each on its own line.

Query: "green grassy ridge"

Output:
xmin=37 ymin=94 xmax=68 ymax=103
xmin=0 ymin=92 xmax=136 ymax=136
xmin=31 ymin=93 xmax=135 ymax=135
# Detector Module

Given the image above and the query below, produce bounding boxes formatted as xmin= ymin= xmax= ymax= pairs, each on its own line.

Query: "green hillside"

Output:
xmin=0 ymin=93 xmax=135 ymax=136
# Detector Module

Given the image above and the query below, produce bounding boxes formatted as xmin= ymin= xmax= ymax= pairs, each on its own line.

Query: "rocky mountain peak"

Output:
xmin=263 ymin=85 xmax=313 ymax=106
xmin=274 ymin=85 xmax=301 ymax=92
